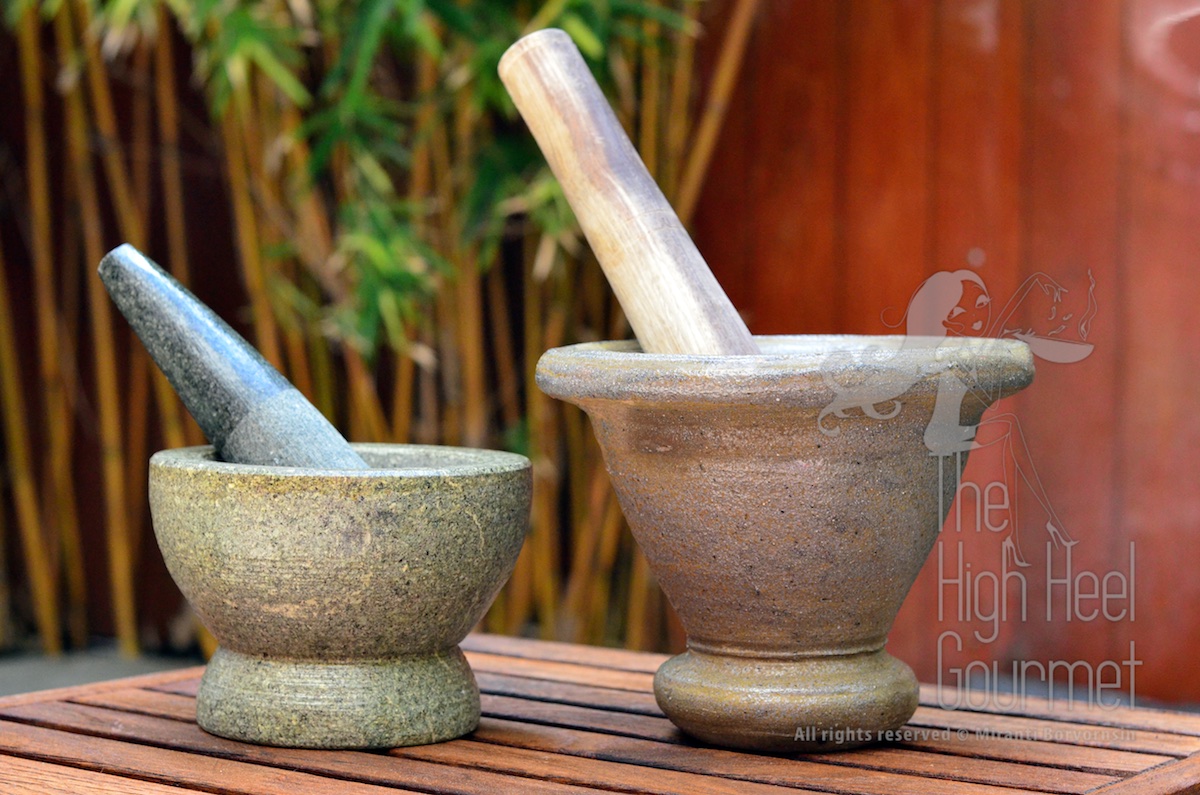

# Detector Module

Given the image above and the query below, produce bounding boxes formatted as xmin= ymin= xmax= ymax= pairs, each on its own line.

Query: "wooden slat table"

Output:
xmin=2 ymin=634 xmax=1198 ymax=794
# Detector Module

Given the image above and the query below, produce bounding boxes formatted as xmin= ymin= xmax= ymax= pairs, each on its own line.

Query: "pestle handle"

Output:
xmin=100 ymin=244 xmax=369 ymax=470
xmin=499 ymin=29 xmax=759 ymax=356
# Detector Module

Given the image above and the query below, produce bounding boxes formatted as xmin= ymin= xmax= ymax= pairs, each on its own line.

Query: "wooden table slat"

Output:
xmin=0 ymin=706 xmax=611 ymax=795
xmin=471 ymin=668 xmax=1178 ymax=774
xmin=460 ymin=634 xmax=668 ymax=674
xmin=0 ymin=719 xmax=421 ymax=795
xmin=73 ymin=688 xmax=198 ymax=722
xmin=475 ymin=695 xmax=1123 ymax=794
xmin=0 ymin=698 xmax=813 ymax=795
xmin=907 ymin=705 xmax=1200 ymax=757
xmin=30 ymin=691 xmax=1099 ymax=795
xmin=1086 ymin=755 xmax=1200 ymax=794
xmin=918 ymin=684 xmax=1200 ymax=737
xmin=466 ymin=651 xmax=656 ymax=693
xmin=0 ymin=666 xmax=201 ymax=709
xmin=71 ymin=681 xmax=1155 ymax=790
xmin=0 ymin=753 xmax=209 ymax=795
xmin=473 ymin=715 xmax=1116 ymax=795
xmin=52 ymin=683 xmax=1160 ymax=792
xmin=0 ymin=634 xmax=1197 ymax=794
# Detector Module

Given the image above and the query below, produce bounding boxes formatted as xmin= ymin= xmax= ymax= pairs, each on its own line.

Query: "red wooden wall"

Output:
xmin=694 ymin=0 xmax=1200 ymax=704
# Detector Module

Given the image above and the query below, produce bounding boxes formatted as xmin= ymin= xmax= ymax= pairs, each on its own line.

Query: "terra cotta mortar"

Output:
xmin=537 ymin=335 xmax=1033 ymax=751
xmin=149 ymin=443 xmax=530 ymax=749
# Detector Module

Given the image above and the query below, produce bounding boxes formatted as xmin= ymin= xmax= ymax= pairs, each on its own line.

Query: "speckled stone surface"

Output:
xmin=148 ymin=443 xmax=531 ymax=749
xmin=199 ymin=647 xmax=480 ymax=748
xmin=537 ymin=335 xmax=1034 ymax=752
xmin=99 ymin=244 xmax=367 ymax=469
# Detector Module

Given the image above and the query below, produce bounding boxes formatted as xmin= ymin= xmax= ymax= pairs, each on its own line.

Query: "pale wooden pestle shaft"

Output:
xmin=499 ymin=29 xmax=759 ymax=356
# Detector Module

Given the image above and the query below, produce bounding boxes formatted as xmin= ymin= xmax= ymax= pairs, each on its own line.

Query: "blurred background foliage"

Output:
xmin=0 ymin=0 xmax=754 ymax=657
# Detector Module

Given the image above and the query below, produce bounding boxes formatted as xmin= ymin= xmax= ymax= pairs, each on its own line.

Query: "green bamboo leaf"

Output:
xmin=99 ymin=0 xmax=146 ymax=30
xmin=3 ymin=0 xmax=32 ymax=27
xmin=244 ymin=38 xmax=312 ymax=107
xmin=560 ymin=12 xmax=603 ymax=58
xmin=424 ymin=0 xmax=474 ymax=38
xmin=378 ymin=289 xmax=406 ymax=351
xmin=611 ymin=0 xmax=695 ymax=32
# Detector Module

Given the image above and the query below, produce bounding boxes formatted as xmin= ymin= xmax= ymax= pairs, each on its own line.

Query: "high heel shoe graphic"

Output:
xmin=1003 ymin=535 xmax=1031 ymax=568
xmin=1046 ymin=521 xmax=1077 ymax=548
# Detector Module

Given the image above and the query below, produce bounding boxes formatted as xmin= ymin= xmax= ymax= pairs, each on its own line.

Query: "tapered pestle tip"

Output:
xmin=100 ymin=244 xmax=369 ymax=469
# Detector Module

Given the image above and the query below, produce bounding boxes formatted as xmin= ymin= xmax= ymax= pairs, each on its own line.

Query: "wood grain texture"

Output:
xmin=888 ymin=0 xmax=1029 ymax=674
xmin=499 ymin=29 xmax=758 ymax=355
xmin=1116 ymin=0 xmax=1200 ymax=699
xmin=0 ymin=755 xmax=202 ymax=795
xmin=3 ymin=635 xmax=1199 ymax=793
xmin=1014 ymin=0 xmax=1125 ymax=691
xmin=694 ymin=0 xmax=1198 ymax=704
xmin=0 ymin=719 xmax=417 ymax=795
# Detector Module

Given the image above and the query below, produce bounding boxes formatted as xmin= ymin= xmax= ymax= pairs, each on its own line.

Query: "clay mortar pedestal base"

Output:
xmin=537 ymin=335 xmax=1033 ymax=752
xmin=148 ymin=444 xmax=530 ymax=749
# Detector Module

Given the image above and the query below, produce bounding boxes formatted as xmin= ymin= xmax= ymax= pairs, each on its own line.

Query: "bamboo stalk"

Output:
xmin=220 ymin=102 xmax=285 ymax=369
xmin=131 ymin=37 xmax=153 ymax=229
xmin=73 ymin=4 xmax=182 ymax=609
xmin=123 ymin=344 xmax=151 ymax=568
xmin=154 ymin=6 xmax=205 ymax=449
xmin=561 ymin=462 xmax=615 ymax=641
xmin=281 ymin=104 xmax=346 ymax=303
xmin=663 ymin=0 xmax=701 ymax=202
xmin=390 ymin=339 xmax=416 ymax=443
xmin=563 ymin=404 xmax=588 ymax=550
xmin=454 ymin=256 xmax=488 ymax=447
xmin=532 ymin=295 xmax=567 ymax=638
xmin=449 ymin=86 xmax=489 ymax=449
xmin=625 ymin=548 xmax=659 ymax=650
xmin=74 ymin=0 xmax=145 ymax=246
xmin=306 ymin=281 xmax=337 ymax=421
xmin=395 ymin=48 xmax=438 ymax=443
xmin=592 ymin=492 xmax=627 ymax=643
xmin=48 ymin=163 xmax=88 ymax=649
xmin=57 ymin=4 xmax=139 ymax=657
xmin=639 ymin=6 xmax=663 ymax=180
xmin=0 ymin=496 xmax=9 ymax=648
xmin=249 ymin=77 xmax=315 ymax=400
xmin=434 ymin=284 xmax=462 ymax=446
xmin=72 ymin=2 xmax=189 ymax=474
xmin=675 ymin=0 xmax=760 ymax=225
xmin=344 ymin=346 xmax=389 ymax=441
xmin=0 ymin=230 xmax=58 ymax=656
xmin=486 ymin=264 xmax=521 ymax=431
xmin=17 ymin=6 xmax=70 ymax=655
xmin=155 ymin=6 xmax=193 ymax=289
xmin=506 ymin=231 xmax=544 ymax=634
xmin=122 ymin=34 xmax=155 ymax=582
xmin=279 ymin=103 xmax=342 ymax=425
xmin=429 ymin=101 xmax=463 ymax=447
xmin=414 ymin=318 xmax=440 ymax=445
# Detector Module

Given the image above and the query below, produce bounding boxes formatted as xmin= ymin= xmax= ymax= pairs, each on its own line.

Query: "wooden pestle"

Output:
xmin=99 ymin=244 xmax=369 ymax=469
xmin=499 ymin=29 xmax=759 ymax=356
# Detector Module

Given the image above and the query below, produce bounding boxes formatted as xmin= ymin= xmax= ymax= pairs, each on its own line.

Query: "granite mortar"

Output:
xmin=149 ymin=443 xmax=531 ymax=748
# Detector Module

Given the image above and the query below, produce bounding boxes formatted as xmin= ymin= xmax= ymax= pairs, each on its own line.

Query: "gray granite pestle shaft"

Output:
xmin=99 ymin=244 xmax=369 ymax=469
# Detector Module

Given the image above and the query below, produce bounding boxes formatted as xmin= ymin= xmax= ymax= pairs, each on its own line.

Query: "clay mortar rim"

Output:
xmin=537 ymin=334 xmax=1034 ymax=406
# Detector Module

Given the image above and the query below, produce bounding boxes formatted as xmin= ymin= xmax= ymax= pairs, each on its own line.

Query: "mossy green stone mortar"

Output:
xmin=149 ymin=443 xmax=531 ymax=749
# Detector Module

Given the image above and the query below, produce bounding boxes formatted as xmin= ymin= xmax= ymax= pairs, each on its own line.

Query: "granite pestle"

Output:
xmin=99 ymin=244 xmax=368 ymax=469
